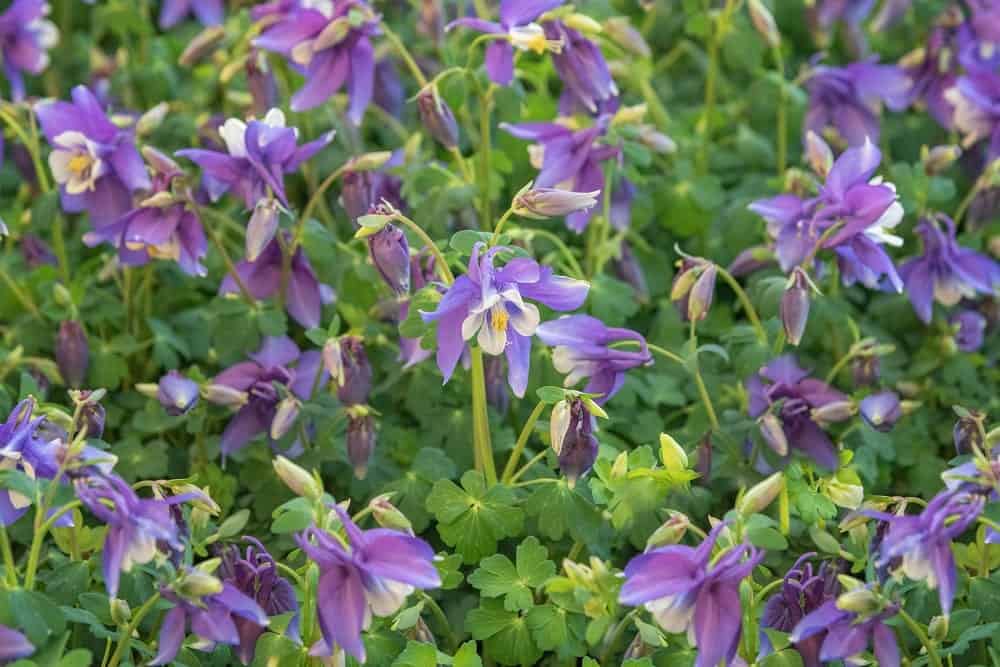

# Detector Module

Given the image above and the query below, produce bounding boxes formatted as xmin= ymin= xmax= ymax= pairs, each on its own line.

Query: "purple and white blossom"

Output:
xmin=549 ymin=398 xmax=598 ymax=485
xmin=859 ymin=391 xmax=902 ymax=431
xmin=0 ymin=0 xmax=58 ymax=101
xmin=791 ymin=594 xmax=900 ymax=667
xmin=157 ymin=370 xmax=200 ymax=417
xmin=0 ymin=398 xmax=64 ymax=526
xmin=545 ymin=20 xmax=617 ymax=113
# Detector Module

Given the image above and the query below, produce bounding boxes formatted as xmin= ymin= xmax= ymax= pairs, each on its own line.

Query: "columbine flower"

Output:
xmin=947 ymin=64 xmax=1000 ymax=160
xmin=420 ymin=243 xmax=589 ymax=397
xmin=549 ymin=398 xmax=598 ymax=485
xmin=368 ymin=224 xmax=410 ymax=295
xmin=746 ymin=355 xmax=850 ymax=469
xmin=151 ymin=571 xmax=269 ymax=666
xmin=536 ymin=314 xmax=652 ymax=403
xmin=346 ymin=408 xmax=376 ymax=479
xmin=619 ymin=523 xmax=764 ymax=667
xmin=177 ymin=108 xmax=333 ymax=209
xmin=76 ymin=474 xmax=195 ymax=597
xmin=951 ymin=309 xmax=988 ymax=351
xmin=759 ymin=555 xmax=839 ymax=667
xmin=38 ymin=85 xmax=151 ymax=225
xmin=898 ymin=215 xmax=1000 ymax=324
xmin=159 ymin=0 xmax=223 ymax=29
xmin=215 ymin=538 xmax=300 ymax=664
xmin=501 ymin=117 xmax=623 ymax=232
xmin=0 ymin=0 xmax=58 ymax=101
xmin=206 ymin=336 xmax=327 ymax=455
xmin=296 ymin=506 xmax=441 ymax=661
xmin=218 ymin=234 xmax=326 ymax=328
xmin=157 ymin=371 xmax=200 ymax=416
xmin=253 ymin=0 xmax=379 ymax=121
xmin=804 ymin=59 xmax=911 ymax=146
xmin=0 ymin=624 xmax=34 ymax=662
xmin=447 ymin=0 xmax=565 ymax=86
xmin=544 ymin=20 xmax=617 ymax=113
xmin=859 ymin=391 xmax=902 ymax=432
xmin=335 ymin=336 xmax=372 ymax=406
xmin=55 ymin=320 xmax=89 ymax=388
xmin=901 ymin=12 xmax=964 ymax=129
xmin=865 ymin=490 xmax=984 ymax=614
xmin=416 ymin=87 xmax=460 ymax=149
xmin=791 ymin=593 xmax=900 ymax=667
xmin=83 ymin=148 xmax=207 ymax=276
xmin=0 ymin=398 xmax=62 ymax=526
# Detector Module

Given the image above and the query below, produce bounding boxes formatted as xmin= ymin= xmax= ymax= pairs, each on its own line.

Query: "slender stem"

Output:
xmin=420 ymin=592 xmax=460 ymax=652
xmin=490 ymin=207 xmax=515 ymax=243
xmin=477 ymin=83 xmax=495 ymax=229
xmin=23 ymin=500 xmax=83 ymax=590
xmin=381 ymin=24 xmax=429 ymax=87
xmin=0 ymin=525 xmax=17 ymax=587
xmin=692 ymin=360 xmax=721 ymax=431
xmin=716 ymin=266 xmax=767 ymax=344
xmin=646 ymin=343 xmax=686 ymax=366
xmin=299 ymin=164 xmax=349 ymax=235
xmin=825 ymin=350 xmax=856 ymax=384
xmin=508 ymin=448 xmax=550 ymax=485
xmin=49 ymin=213 xmax=71 ymax=285
xmin=470 ymin=347 xmax=498 ymax=486
xmin=391 ymin=213 xmax=455 ymax=284
xmin=699 ymin=13 xmax=719 ymax=175
xmin=0 ymin=268 xmax=43 ymax=320
xmin=501 ymin=401 xmax=546 ymax=484
xmin=106 ymin=592 xmax=162 ymax=667
xmin=955 ymin=175 xmax=984 ymax=227
xmin=509 ymin=228 xmax=586 ymax=279
xmin=599 ymin=609 xmax=639 ymax=664
xmin=27 ymin=108 xmax=52 ymax=193
xmin=897 ymin=608 xmax=944 ymax=667
xmin=275 ymin=562 xmax=304 ymax=587
xmin=771 ymin=45 xmax=788 ymax=176
xmin=196 ymin=203 xmax=255 ymax=303
xmin=448 ymin=146 xmax=474 ymax=182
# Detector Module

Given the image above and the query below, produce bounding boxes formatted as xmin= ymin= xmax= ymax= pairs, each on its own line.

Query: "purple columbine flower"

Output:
xmin=864 ymin=490 xmax=984 ymax=614
xmin=759 ymin=554 xmax=839 ymax=667
xmin=346 ymin=410 xmax=376 ymax=479
xmin=218 ymin=234 xmax=326 ymax=328
xmin=151 ymin=572 xmax=269 ymax=666
xmin=206 ymin=336 xmax=327 ymax=455
xmin=545 ymin=21 xmax=617 ymax=113
xmin=420 ymin=243 xmax=589 ymax=397
xmin=447 ymin=0 xmax=565 ymax=86
xmin=501 ymin=118 xmax=623 ymax=232
xmin=550 ymin=398 xmax=598 ymax=485
xmin=76 ymin=474 xmax=196 ymax=597
xmin=55 ymin=320 xmax=89 ymax=388
xmin=750 ymin=138 xmax=904 ymax=292
xmin=804 ymin=59 xmax=911 ymax=146
xmin=296 ymin=506 xmax=441 ymax=661
xmin=859 ymin=391 xmax=902 ymax=431
xmin=0 ymin=398 xmax=64 ymax=526
xmin=38 ymin=85 xmax=151 ymax=225
xmin=177 ymin=108 xmax=333 ymax=209
xmin=536 ymin=314 xmax=652 ymax=404
xmin=619 ymin=523 xmax=764 ymax=667
xmin=84 ymin=148 xmax=208 ymax=277
xmin=159 ymin=0 xmax=223 ymax=29
xmin=746 ymin=355 xmax=850 ymax=469
xmin=947 ymin=66 xmax=1000 ymax=161
xmin=791 ymin=594 xmax=900 ymax=667
xmin=0 ymin=624 xmax=34 ymax=662
xmin=902 ymin=13 xmax=964 ymax=129
xmin=216 ymin=538 xmax=300 ymax=664
xmin=951 ymin=309 xmax=988 ymax=351
xmin=0 ymin=0 xmax=58 ymax=101
xmin=252 ymin=0 xmax=379 ymax=121
xmin=158 ymin=370 xmax=200 ymax=416
xmin=898 ymin=215 xmax=1000 ymax=324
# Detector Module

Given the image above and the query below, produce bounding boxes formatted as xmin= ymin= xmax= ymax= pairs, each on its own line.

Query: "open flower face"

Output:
xmin=48 ymin=131 xmax=106 ymax=195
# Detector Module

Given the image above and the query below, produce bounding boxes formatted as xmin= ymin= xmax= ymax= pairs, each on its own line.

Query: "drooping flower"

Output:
xmin=159 ymin=0 xmax=224 ymax=29
xmin=215 ymin=538 xmax=300 ymax=664
xmin=20 ymin=233 xmax=56 ymax=268
xmin=898 ymin=215 xmax=1000 ymax=324
xmin=368 ymin=224 xmax=410 ymax=295
xmin=296 ymin=506 xmax=441 ymax=661
xmin=951 ymin=309 xmax=988 ymax=351
xmin=334 ymin=336 xmax=372 ymax=406
xmin=150 ymin=570 xmax=269 ymax=666
xmin=83 ymin=148 xmax=208 ymax=276
xmin=177 ymin=108 xmax=333 ymax=209
xmin=0 ymin=624 xmax=34 ymax=662
xmin=544 ymin=20 xmax=617 ymax=113
xmin=536 ymin=314 xmax=652 ymax=403
xmin=0 ymin=398 xmax=64 ymax=526
xmin=0 ymin=0 xmax=58 ymax=101
xmin=157 ymin=371 xmax=200 ymax=417
xmin=759 ymin=554 xmax=840 ymax=667
xmin=791 ymin=593 xmax=900 ymax=667
xmin=512 ymin=185 xmax=600 ymax=219
xmin=37 ymin=85 xmax=151 ymax=225
xmin=948 ymin=56 xmax=1000 ymax=160
xmin=859 ymin=391 xmax=902 ymax=431
xmin=218 ymin=234 xmax=326 ymax=328
xmin=619 ymin=523 xmax=764 ymax=667
xmin=76 ymin=474 xmax=195 ymax=597
xmin=864 ymin=490 xmax=984 ymax=614
xmin=420 ymin=243 xmax=589 ymax=397
xmin=447 ymin=0 xmax=565 ymax=86
xmin=205 ymin=336 xmax=327 ymax=455
xmin=808 ymin=0 xmax=873 ymax=55
xmin=746 ymin=355 xmax=851 ymax=469
xmin=549 ymin=398 xmax=598 ymax=485
xmin=804 ymin=59 xmax=911 ymax=146
xmin=901 ymin=11 xmax=964 ymax=129
xmin=252 ymin=0 xmax=379 ymax=121
xmin=55 ymin=320 xmax=89 ymax=388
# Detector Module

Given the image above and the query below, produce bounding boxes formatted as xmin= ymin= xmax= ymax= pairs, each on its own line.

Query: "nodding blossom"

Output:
xmin=0 ymin=0 xmax=58 ymax=101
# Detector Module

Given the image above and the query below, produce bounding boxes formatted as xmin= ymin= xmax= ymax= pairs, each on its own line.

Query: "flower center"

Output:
xmin=509 ymin=24 xmax=561 ymax=55
xmin=490 ymin=305 xmax=509 ymax=332
xmin=68 ymin=153 xmax=94 ymax=176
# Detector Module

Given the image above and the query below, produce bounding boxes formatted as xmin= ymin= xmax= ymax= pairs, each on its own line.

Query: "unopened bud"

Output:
xmin=638 ymin=127 xmax=676 ymax=154
xmin=563 ymin=13 xmax=602 ymax=34
xmin=270 ymin=396 xmax=301 ymax=440
xmin=513 ymin=185 xmax=600 ymax=219
xmin=202 ymin=383 xmax=248 ymax=407
xmin=859 ymin=392 xmax=902 ymax=432
xmin=349 ymin=150 xmax=393 ymax=172
xmin=336 ymin=336 xmax=372 ymax=406
xmin=273 ymin=455 xmax=323 ymax=500
xmin=781 ymin=268 xmax=811 ymax=345
xmin=738 ymin=472 xmax=784 ymax=515
xmin=922 ymin=145 xmax=961 ymax=175
xmin=805 ymin=131 xmax=834 ymax=178
xmin=646 ymin=513 xmax=689 ymax=549
xmin=811 ymin=400 xmax=856 ymax=425
xmin=928 ymin=615 xmax=948 ymax=642
xmin=179 ymin=26 xmax=226 ymax=66
xmin=110 ymin=598 xmax=131 ymax=625
xmin=687 ymin=264 xmax=717 ymax=322
xmin=659 ymin=433 xmax=688 ymax=471
xmin=323 ymin=338 xmax=345 ymax=386
xmin=603 ymin=17 xmax=651 ymax=58
xmin=141 ymin=146 xmax=182 ymax=177
xmin=553 ymin=399 xmax=599 ymax=487
xmin=824 ymin=479 xmax=863 ymax=509
xmin=246 ymin=198 xmax=281 ymax=262
xmin=758 ymin=413 xmax=788 ymax=456
xmin=176 ymin=570 xmax=224 ymax=598
xmin=137 ymin=102 xmax=169 ymax=136
xmin=157 ymin=371 xmax=199 ymax=416
xmin=370 ymin=495 xmax=412 ymax=533
xmin=417 ymin=87 xmax=459 ymax=149
xmin=748 ymin=0 xmax=781 ymax=47
xmin=611 ymin=104 xmax=647 ymax=126
xmin=835 ymin=588 xmax=879 ymax=614
xmin=56 ymin=321 xmax=89 ymax=388
xmin=953 ymin=409 xmax=986 ymax=455
xmin=368 ymin=223 xmax=411 ymax=295
xmin=611 ymin=450 xmax=628 ymax=479
xmin=346 ymin=411 xmax=376 ymax=480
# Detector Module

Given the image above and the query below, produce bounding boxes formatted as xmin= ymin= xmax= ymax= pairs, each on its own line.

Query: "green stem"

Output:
xmin=49 ymin=213 xmax=71 ymax=285
xmin=716 ymin=266 xmax=767 ymax=344
xmin=646 ymin=343 xmax=686 ymax=366
xmin=275 ymin=562 xmax=304 ymax=587
xmin=508 ymin=448 xmax=550 ymax=485
xmin=508 ymin=228 xmax=586 ymax=279
xmin=391 ymin=213 xmax=455 ymax=284
xmin=954 ymin=175 xmax=984 ymax=227
xmin=0 ymin=525 xmax=17 ymax=587
xmin=420 ymin=592 xmax=460 ymax=652
xmin=490 ymin=207 xmax=515 ymax=243
xmin=599 ymin=609 xmax=639 ymax=664
xmin=470 ymin=347 xmax=498 ymax=486
xmin=501 ymin=401 xmax=546 ymax=483
xmin=23 ymin=500 xmax=82 ymax=590
xmin=825 ymin=349 xmax=856 ymax=384
xmin=299 ymin=164 xmax=349 ymax=233
xmin=196 ymin=204 xmax=255 ymax=303
xmin=897 ymin=608 xmax=943 ymax=667
xmin=381 ymin=24 xmax=429 ymax=87
xmin=689 ymin=320 xmax=721 ymax=432
xmin=0 ymin=267 xmax=43 ymax=320
xmin=477 ymin=83 xmax=495 ymax=229
xmin=106 ymin=592 xmax=161 ymax=667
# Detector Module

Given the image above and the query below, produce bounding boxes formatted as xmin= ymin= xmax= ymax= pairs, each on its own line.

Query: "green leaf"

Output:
xmin=466 ymin=600 xmax=542 ymax=667
xmin=7 ymin=589 xmax=66 ymax=646
xmin=217 ymin=509 xmax=250 ymax=538
xmin=58 ymin=649 xmax=94 ymax=667
xmin=526 ymin=604 xmax=586 ymax=657
xmin=759 ymin=649 xmax=805 ymax=667
xmin=535 ymin=386 xmax=566 ymax=404
xmin=427 ymin=471 xmax=525 ymax=563
xmin=468 ymin=537 xmax=554 ymax=611
xmin=746 ymin=525 xmax=788 ymax=551
xmin=392 ymin=641 xmax=438 ymax=667
xmin=453 ymin=642 xmax=483 ymax=667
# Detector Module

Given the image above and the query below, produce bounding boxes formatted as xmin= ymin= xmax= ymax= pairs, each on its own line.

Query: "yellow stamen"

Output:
xmin=490 ymin=306 xmax=509 ymax=332
xmin=68 ymin=153 xmax=93 ymax=176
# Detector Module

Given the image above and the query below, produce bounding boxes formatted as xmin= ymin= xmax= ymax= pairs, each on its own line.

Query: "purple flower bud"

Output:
xmin=75 ymin=394 xmax=106 ymax=438
xmin=603 ymin=17 xmax=651 ymax=58
xmin=727 ymin=245 xmax=774 ymax=277
xmin=513 ymin=186 xmax=600 ymax=219
xmin=368 ymin=224 xmax=410 ymax=295
xmin=246 ymin=198 xmax=281 ymax=262
xmin=950 ymin=310 xmax=987 ymax=352
xmin=484 ymin=355 xmax=509 ymax=418
xmin=804 ymin=131 xmax=833 ymax=178
xmin=851 ymin=354 xmax=880 ymax=387
xmin=552 ymin=399 xmax=598 ymax=487
xmin=696 ymin=432 xmax=712 ymax=482
xmin=953 ymin=410 xmax=985 ymax=456
xmin=416 ymin=88 xmax=458 ymax=149
xmin=56 ymin=321 xmax=89 ymax=388
xmin=158 ymin=371 xmax=200 ymax=416
xmin=781 ymin=269 xmax=811 ymax=346
xmin=811 ymin=399 xmax=856 ymax=425
xmin=611 ymin=242 xmax=649 ymax=304
xmin=346 ymin=412 xmax=376 ymax=479
xmin=687 ymin=264 xmax=717 ymax=322
xmin=337 ymin=337 xmax=372 ymax=406
xmin=246 ymin=50 xmax=279 ymax=117
xmin=20 ymin=234 xmax=57 ymax=268
xmin=859 ymin=392 xmax=902 ymax=432
xmin=759 ymin=413 xmax=788 ymax=456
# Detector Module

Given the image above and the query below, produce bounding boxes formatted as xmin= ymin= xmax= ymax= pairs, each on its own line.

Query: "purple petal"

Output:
xmin=346 ymin=38 xmax=375 ymax=125
xmin=825 ymin=139 xmax=881 ymax=198
xmin=872 ymin=622 xmax=901 ymax=667
xmin=316 ymin=567 xmax=368 ymax=662
xmin=357 ymin=530 xmax=441 ymax=589
xmin=499 ymin=0 xmax=564 ymax=26
xmin=252 ymin=336 xmax=301 ymax=368
xmin=220 ymin=405 xmax=268 ymax=455
xmin=485 ymin=41 xmax=515 ymax=86
xmin=620 ymin=547 xmax=700 ymax=605
xmin=149 ymin=607 xmax=187 ymax=666
xmin=505 ymin=330 xmax=531 ymax=398
xmin=693 ymin=583 xmax=742 ymax=667
xmin=291 ymin=49 xmax=349 ymax=112
xmin=517 ymin=268 xmax=588 ymax=310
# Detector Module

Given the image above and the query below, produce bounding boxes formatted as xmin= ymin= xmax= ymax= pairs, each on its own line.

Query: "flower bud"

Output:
xmin=922 ymin=145 xmax=961 ymax=176
xmin=270 ymin=396 xmax=301 ymax=440
xmin=513 ymin=186 xmax=600 ymax=219
xmin=550 ymin=400 xmax=572 ymax=455
xmin=137 ymin=102 xmax=169 ymax=136
xmin=747 ymin=0 xmax=780 ymax=47
xmin=738 ymin=472 xmax=783 ymax=515
xmin=824 ymin=478 xmax=863 ymax=509
xmin=811 ymin=400 xmax=856 ymax=425
xmin=928 ymin=615 xmax=948 ymax=642
xmin=953 ymin=409 xmax=986 ymax=456
xmin=835 ymin=588 xmax=880 ymax=615
xmin=603 ymin=17 xmax=651 ymax=58
xmin=646 ymin=512 xmax=689 ymax=549
xmin=141 ymin=146 xmax=182 ymax=178
xmin=727 ymin=246 xmax=774 ymax=277
xmin=805 ymin=131 xmax=834 ymax=178
xmin=950 ymin=310 xmax=987 ymax=352
xmin=157 ymin=371 xmax=199 ymax=416
xmin=179 ymin=25 xmax=226 ymax=67
xmin=273 ymin=455 xmax=323 ymax=500
xmin=56 ymin=321 xmax=89 ymax=388
xmin=851 ymin=354 xmax=880 ymax=387
xmin=557 ymin=400 xmax=598 ymax=488
xmin=563 ymin=13 xmax=602 ymax=34
xmin=74 ymin=395 xmax=106 ymax=439
xmin=638 ymin=127 xmax=677 ymax=154
xmin=368 ymin=223 xmax=411 ymax=295
xmin=611 ymin=450 xmax=629 ymax=480
xmin=687 ymin=264 xmax=717 ymax=322
xmin=202 ymin=383 xmax=248 ymax=407
xmin=781 ymin=268 xmax=810 ymax=346
xmin=336 ymin=336 xmax=372 ymax=406
xmin=246 ymin=198 xmax=280 ymax=262
xmin=758 ymin=413 xmax=788 ymax=456
xmin=670 ymin=259 xmax=700 ymax=301
xmin=176 ymin=570 xmax=224 ymax=598
xmin=370 ymin=494 xmax=413 ymax=533
xmin=346 ymin=411 xmax=376 ymax=480
xmin=416 ymin=87 xmax=459 ymax=149
xmin=659 ymin=433 xmax=688 ymax=471
xmin=246 ymin=50 xmax=279 ymax=116
xmin=859 ymin=392 xmax=902 ymax=432
xmin=348 ymin=150 xmax=394 ymax=172
xmin=110 ymin=598 xmax=132 ymax=625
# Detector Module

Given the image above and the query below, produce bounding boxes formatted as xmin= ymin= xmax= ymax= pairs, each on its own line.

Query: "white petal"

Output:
xmin=48 ymin=149 xmax=73 ymax=184
xmin=219 ymin=118 xmax=248 ymax=157
xmin=263 ymin=108 xmax=286 ymax=128
xmin=461 ymin=311 xmax=485 ymax=341
xmin=477 ymin=316 xmax=507 ymax=355
xmin=53 ymin=130 xmax=89 ymax=150
xmin=366 ymin=579 xmax=413 ymax=617
xmin=549 ymin=400 xmax=571 ymax=454
xmin=508 ymin=302 xmax=540 ymax=337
